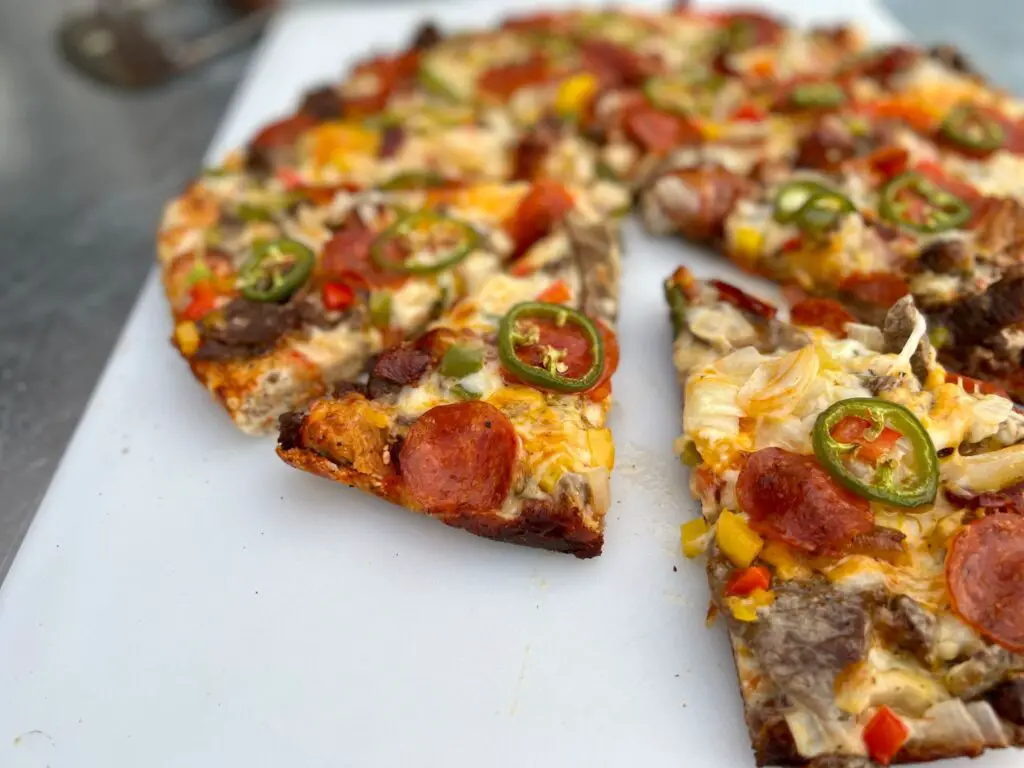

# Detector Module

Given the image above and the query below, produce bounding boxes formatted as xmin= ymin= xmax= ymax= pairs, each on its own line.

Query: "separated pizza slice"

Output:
xmin=666 ymin=266 xmax=1024 ymax=765
xmin=159 ymin=176 xmax=625 ymax=433
xmin=276 ymin=223 xmax=620 ymax=557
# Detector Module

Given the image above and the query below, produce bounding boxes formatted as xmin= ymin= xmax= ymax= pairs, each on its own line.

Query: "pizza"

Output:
xmin=667 ymin=265 xmax=1024 ymax=765
xmin=277 ymin=235 xmax=619 ymax=557
xmin=159 ymin=177 xmax=625 ymax=433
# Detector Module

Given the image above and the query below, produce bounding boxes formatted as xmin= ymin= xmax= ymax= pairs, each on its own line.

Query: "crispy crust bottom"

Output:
xmin=277 ymin=444 xmax=603 ymax=558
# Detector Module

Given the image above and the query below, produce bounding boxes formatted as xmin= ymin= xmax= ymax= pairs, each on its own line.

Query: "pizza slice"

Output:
xmin=159 ymin=176 xmax=625 ymax=433
xmin=276 ymin=223 xmax=619 ymax=557
xmin=666 ymin=266 xmax=1024 ymax=765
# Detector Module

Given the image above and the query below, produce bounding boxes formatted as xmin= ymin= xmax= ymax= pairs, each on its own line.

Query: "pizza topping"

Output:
xmin=946 ymin=513 xmax=1024 ymax=653
xmin=736 ymin=447 xmax=874 ymax=555
xmin=498 ymin=302 xmax=605 ymax=394
xmin=438 ymin=343 xmax=484 ymax=379
xmin=478 ymin=55 xmax=552 ymax=99
xmin=879 ymin=170 xmax=972 ymax=234
xmin=379 ymin=170 xmax=452 ymax=191
xmin=813 ymin=398 xmax=938 ymax=508
xmin=938 ymin=103 xmax=1006 ymax=154
xmin=724 ymin=565 xmax=771 ymax=597
xmin=370 ymin=211 xmax=479 ymax=275
xmin=946 ymin=480 xmax=1024 ymax=515
xmin=504 ymin=180 xmax=574 ymax=257
xmin=720 ymin=12 xmax=783 ymax=52
xmin=579 ymin=39 xmax=659 ymax=89
xmin=238 ymin=239 xmax=315 ymax=303
xmin=623 ymin=105 xmax=701 ymax=154
xmin=367 ymin=343 xmax=434 ymax=399
xmin=710 ymin=280 xmax=777 ymax=320
xmin=321 ymin=281 xmax=356 ymax=312
xmin=400 ymin=401 xmax=517 ymax=515
xmin=321 ymin=221 xmax=401 ymax=289
xmin=862 ymin=706 xmax=909 ymax=766
xmin=772 ymin=180 xmax=855 ymax=236
xmin=838 ymin=272 xmax=910 ymax=308
xmin=642 ymin=73 xmax=725 ymax=117
xmin=789 ymin=297 xmax=855 ymax=337
xmin=780 ymin=81 xmax=847 ymax=112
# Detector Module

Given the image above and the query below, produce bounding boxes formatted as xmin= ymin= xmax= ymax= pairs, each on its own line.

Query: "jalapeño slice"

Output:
xmin=879 ymin=170 xmax=972 ymax=234
xmin=939 ymin=103 xmax=1006 ymax=152
xmin=498 ymin=302 xmax=604 ymax=393
xmin=773 ymin=180 xmax=855 ymax=235
xmin=813 ymin=398 xmax=939 ymax=508
xmin=370 ymin=211 xmax=479 ymax=275
xmin=238 ymin=238 xmax=314 ymax=303
xmin=789 ymin=82 xmax=846 ymax=110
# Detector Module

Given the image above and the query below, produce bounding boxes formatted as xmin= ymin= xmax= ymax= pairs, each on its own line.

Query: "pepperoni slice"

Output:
xmin=718 ymin=11 xmax=784 ymax=49
xmin=944 ymin=371 xmax=1011 ymax=399
xmin=400 ymin=402 xmax=518 ymax=516
xmin=623 ymin=105 xmax=701 ymax=154
xmin=850 ymin=45 xmax=920 ymax=85
xmin=945 ymin=481 xmax=1024 ymax=515
xmin=320 ymin=219 xmax=405 ymax=288
xmin=504 ymin=180 xmax=575 ymax=257
xmin=662 ymin=166 xmax=749 ymax=241
xmin=736 ymin=447 xmax=874 ymax=555
xmin=711 ymin=280 xmax=778 ymax=320
xmin=579 ymin=40 xmax=661 ymax=89
xmin=479 ymin=56 xmax=552 ymax=99
xmin=502 ymin=315 xmax=617 ymax=399
xmin=838 ymin=272 xmax=910 ymax=308
xmin=946 ymin=514 xmax=1024 ymax=653
xmin=250 ymin=113 xmax=318 ymax=151
xmin=790 ymin=297 xmax=855 ymax=337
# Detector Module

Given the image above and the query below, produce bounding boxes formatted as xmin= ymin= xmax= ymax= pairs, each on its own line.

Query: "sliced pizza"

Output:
xmin=277 ymin=226 xmax=619 ymax=557
xmin=159 ymin=176 xmax=625 ymax=433
xmin=667 ymin=266 xmax=1024 ymax=765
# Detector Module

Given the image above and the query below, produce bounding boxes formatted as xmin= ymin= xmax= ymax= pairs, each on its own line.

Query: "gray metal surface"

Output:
xmin=0 ymin=0 xmax=1021 ymax=583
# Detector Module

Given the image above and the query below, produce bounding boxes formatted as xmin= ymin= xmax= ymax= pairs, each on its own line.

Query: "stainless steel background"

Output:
xmin=0 ymin=0 xmax=1020 ymax=581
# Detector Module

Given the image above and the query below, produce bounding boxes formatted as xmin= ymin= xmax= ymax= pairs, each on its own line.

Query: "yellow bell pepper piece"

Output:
xmin=555 ymin=73 xmax=599 ymax=117
xmin=726 ymin=588 xmax=774 ymax=622
xmin=732 ymin=226 xmax=764 ymax=261
xmin=306 ymin=123 xmax=380 ymax=171
xmin=587 ymin=428 xmax=615 ymax=470
xmin=680 ymin=518 xmax=710 ymax=558
xmin=760 ymin=541 xmax=812 ymax=581
xmin=716 ymin=509 xmax=764 ymax=568
xmin=539 ymin=454 xmax=573 ymax=494
xmin=174 ymin=321 xmax=200 ymax=356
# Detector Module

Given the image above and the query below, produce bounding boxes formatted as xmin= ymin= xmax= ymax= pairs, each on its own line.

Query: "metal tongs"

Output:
xmin=57 ymin=0 xmax=276 ymax=89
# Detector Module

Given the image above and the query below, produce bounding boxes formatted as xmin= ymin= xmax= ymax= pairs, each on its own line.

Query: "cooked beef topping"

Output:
xmin=940 ymin=265 xmax=1024 ymax=346
xmin=299 ymin=85 xmax=345 ymax=120
xmin=410 ymin=21 xmax=443 ymax=50
xmin=873 ymin=594 xmax=936 ymax=662
xmin=512 ymin=116 xmax=563 ymax=181
xmin=194 ymin=298 xmax=303 ymax=360
xmin=566 ymin=216 xmax=618 ymax=324
xmin=378 ymin=125 xmax=406 ymax=159
xmin=883 ymin=295 xmax=933 ymax=382
xmin=746 ymin=581 xmax=870 ymax=715
xmin=366 ymin=344 xmax=434 ymax=399
xmin=928 ymin=43 xmax=978 ymax=76
xmin=945 ymin=646 xmax=1015 ymax=699
xmin=986 ymin=676 xmax=1024 ymax=725
xmin=277 ymin=409 xmax=307 ymax=451
xmin=918 ymin=239 xmax=973 ymax=275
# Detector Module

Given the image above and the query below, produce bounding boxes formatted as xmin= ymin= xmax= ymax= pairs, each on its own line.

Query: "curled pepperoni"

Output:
xmin=660 ymin=166 xmax=749 ymax=241
xmin=623 ymin=105 xmax=701 ymax=154
xmin=790 ymin=297 xmax=855 ymax=337
xmin=838 ymin=272 xmax=910 ymax=308
xmin=718 ymin=11 xmax=783 ymax=50
xmin=321 ymin=219 xmax=404 ymax=288
xmin=851 ymin=45 xmax=920 ymax=85
xmin=250 ymin=113 xmax=318 ymax=151
xmin=947 ymin=514 xmax=1024 ymax=653
xmin=737 ymin=448 xmax=874 ymax=555
xmin=711 ymin=280 xmax=778 ymax=320
xmin=479 ymin=56 xmax=552 ymax=99
xmin=400 ymin=402 xmax=518 ymax=515
xmin=504 ymin=180 xmax=574 ymax=257
xmin=579 ymin=40 xmax=661 ymax=89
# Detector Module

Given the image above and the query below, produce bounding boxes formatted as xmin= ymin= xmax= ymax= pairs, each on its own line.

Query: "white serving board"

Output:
xmin=0 ymin=2 xmax=1014 ymax=766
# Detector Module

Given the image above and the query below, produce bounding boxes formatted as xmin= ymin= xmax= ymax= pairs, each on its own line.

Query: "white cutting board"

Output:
xmin=0 ymin=2 xmax=1014 ymax=766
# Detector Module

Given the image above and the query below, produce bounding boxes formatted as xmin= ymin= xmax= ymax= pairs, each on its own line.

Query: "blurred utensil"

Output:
xmin=57 ymin=0 xmax=276 ymax=89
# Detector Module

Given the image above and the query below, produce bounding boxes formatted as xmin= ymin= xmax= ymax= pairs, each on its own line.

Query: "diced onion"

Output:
xmin=942 ymin=443 xmax=1024 ymax=493
xmin=737 ymin=345 xmax=819 ymax=417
